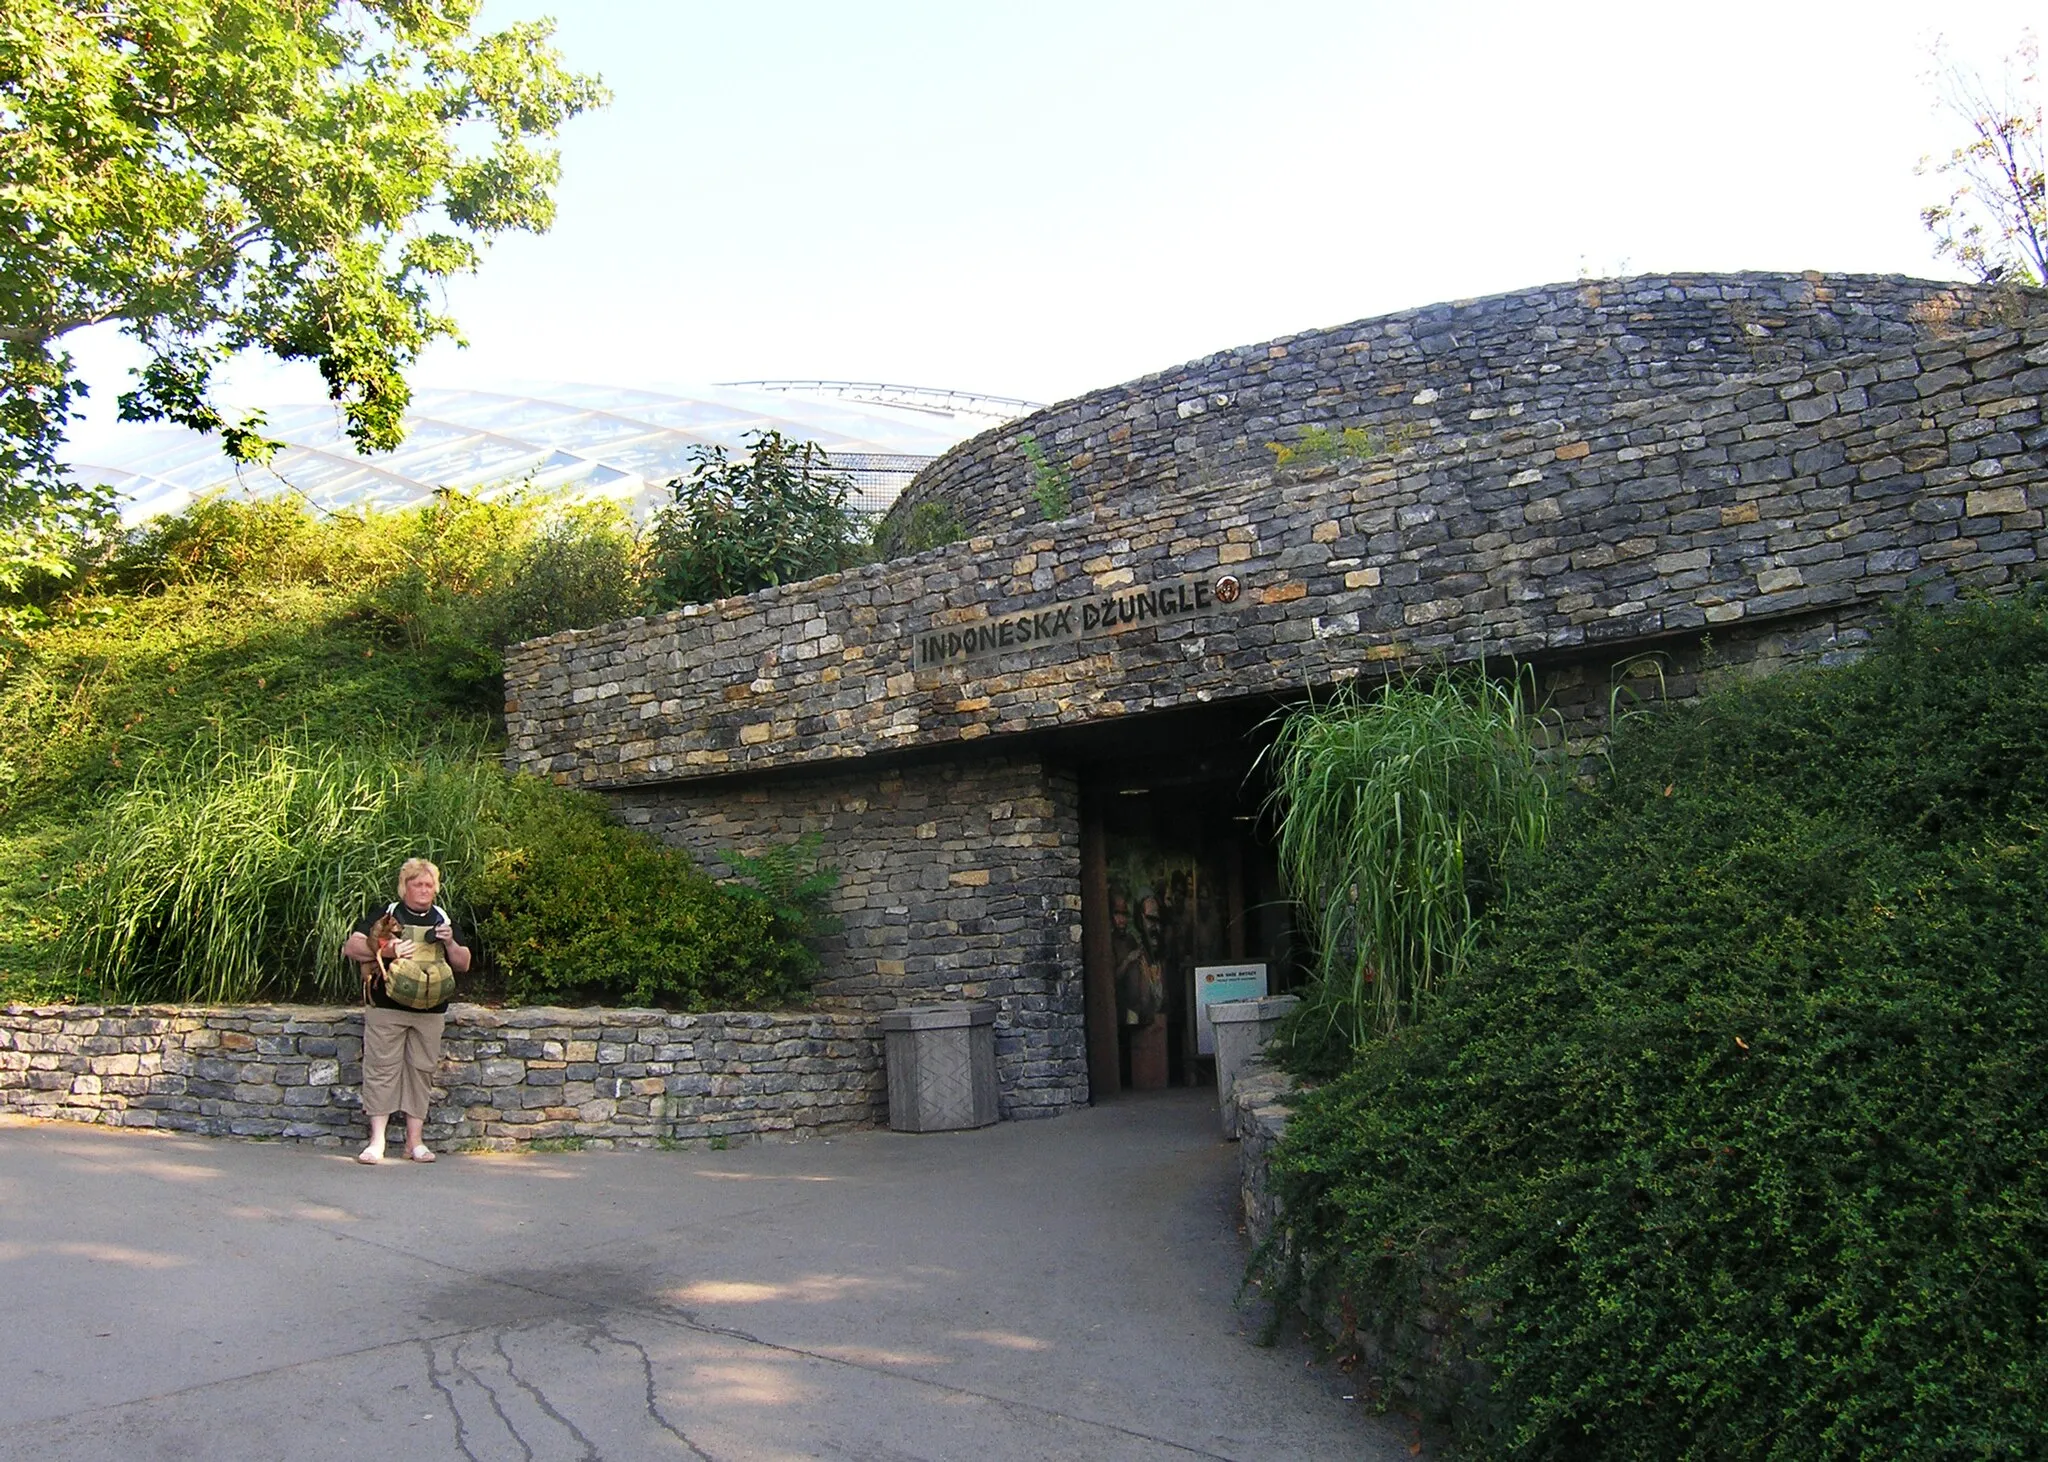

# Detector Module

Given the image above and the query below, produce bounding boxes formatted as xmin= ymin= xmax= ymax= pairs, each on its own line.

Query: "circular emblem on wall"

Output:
xmin=1214 ymin=574 xmax=1241 ymax=603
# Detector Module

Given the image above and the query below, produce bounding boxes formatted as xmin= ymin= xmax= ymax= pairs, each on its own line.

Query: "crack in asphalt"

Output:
xmin=616 ymin=1303 xmax=1249 ymax=1462
xmin=421 ymin=1336 xmax=484 ymax=1462
xmin=487 ymin=1328 xmax=598 ymax=1461
xmin=592 ymin=1317 xmax=714 ymax=1461
xmin=462 ymin=1332 xmax=542 ymax=1462
xmin=20 ymin=1271 xmax=1254 ymax=1460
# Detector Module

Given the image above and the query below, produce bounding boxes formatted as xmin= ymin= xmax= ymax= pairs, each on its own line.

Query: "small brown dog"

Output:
xmin=362 ymin=912 xmax=403 ymax=1004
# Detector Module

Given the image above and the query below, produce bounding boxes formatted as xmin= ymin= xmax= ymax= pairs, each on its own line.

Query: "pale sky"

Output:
xmin=61 ymin=0 xmax=2043 ymax=458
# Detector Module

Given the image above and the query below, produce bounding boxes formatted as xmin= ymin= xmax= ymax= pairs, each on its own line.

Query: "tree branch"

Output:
xmin=1 ymin=224 xmax=275 ymax=347
xmin=0 ymin=309 xmax=133 ymax=346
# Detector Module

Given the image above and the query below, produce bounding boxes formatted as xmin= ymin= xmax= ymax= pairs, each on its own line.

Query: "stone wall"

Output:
xmin=505 ymin=306 xmax=2048 ymax=791
xmin=609 ymin=753 xmax=1089 ymax=1118
xmin=884 ymin=272 xmax=2039 ymax=538
xmin=0 ymin=1003 xmax=884 ymax=1148
xmin=497 ymin=275 xmax=2046 ymax=1124
xmin=1233 ymin=1061 xmax=1481 ymax=1425
xmin=1230 ymin=1061 xmax=1296 ymax=1251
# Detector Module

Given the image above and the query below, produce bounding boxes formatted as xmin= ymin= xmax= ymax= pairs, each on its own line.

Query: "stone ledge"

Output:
xmin=1232 ymin=1058 xmax=1484 ymax=1427
xmin=1 ymin=1002 xmax=887 ymax=1151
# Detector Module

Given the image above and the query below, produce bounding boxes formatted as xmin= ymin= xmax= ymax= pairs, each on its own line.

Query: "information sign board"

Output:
xmin=1193 ymin=963 xmax=1269 ymax=1056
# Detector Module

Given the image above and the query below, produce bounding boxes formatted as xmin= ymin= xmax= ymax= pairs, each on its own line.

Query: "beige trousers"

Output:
xmin=360 ymin=1006 xmax=445 ymax=1120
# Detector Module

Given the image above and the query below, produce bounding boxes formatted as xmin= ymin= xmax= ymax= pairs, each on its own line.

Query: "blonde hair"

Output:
xmin=396 ymin=858 xmax=442 ymax=899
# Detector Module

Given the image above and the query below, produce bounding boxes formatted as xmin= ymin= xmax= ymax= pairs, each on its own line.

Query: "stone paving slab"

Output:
xmin=0 ymin=1093 xmax=1420 ymax=1460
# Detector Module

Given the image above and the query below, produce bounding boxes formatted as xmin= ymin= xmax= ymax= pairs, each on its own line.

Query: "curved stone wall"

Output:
xmin=880 ymin=273 xmax=2039 ymax=543
xmin=507 ymin=301 xmax=2047 ymax=788
xmin=504 ymin=276 xmax=2045 ymax=1117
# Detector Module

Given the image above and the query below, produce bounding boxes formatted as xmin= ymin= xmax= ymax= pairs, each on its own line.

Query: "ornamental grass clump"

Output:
xmin=1263 ymin=669 xmax=1553 ymax=1054
xmin=64 ymin=735 xmax=503 ymax=1006
xmin=60 ymin=736 xmax=838 ymax=1012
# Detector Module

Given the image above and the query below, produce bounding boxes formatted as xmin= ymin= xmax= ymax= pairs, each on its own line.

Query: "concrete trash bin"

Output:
xmin=881 ymin=1002 xmax=1000 ymax=1132
xmin=1211 ymin=994 xmax=1299 ymax=1137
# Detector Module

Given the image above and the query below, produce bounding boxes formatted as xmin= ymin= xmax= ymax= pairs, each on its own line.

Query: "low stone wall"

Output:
xmin=0 ymin=1003 xmax=885 ymax=1149
xmin=1230 ymin=1061 xmax=1297 ymax=1250
xmin=1233 ymin=1060 xmax=1481 ymax=1425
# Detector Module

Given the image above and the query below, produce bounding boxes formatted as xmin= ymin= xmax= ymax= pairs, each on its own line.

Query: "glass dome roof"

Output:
xmin=66 ymin=380 xmax=1037 ymax=523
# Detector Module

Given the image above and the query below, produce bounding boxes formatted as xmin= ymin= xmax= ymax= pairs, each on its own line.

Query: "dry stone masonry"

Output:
xmin=509 ymin=276 xmax=2047 ymax=791
xmin=0 ymin=1003 xmax=884 ymax=1148
xmin=612 ymin=754 xmax=1086 ymax=1119
xmin=894 ymin=271 xmax=2040 ymax=535
xmin=504 ymin=272 xmax=2048 ymax=1115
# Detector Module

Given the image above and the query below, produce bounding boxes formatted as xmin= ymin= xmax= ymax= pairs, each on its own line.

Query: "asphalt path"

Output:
xmin=0 ymin=1090 xmax=1419 ymax=1461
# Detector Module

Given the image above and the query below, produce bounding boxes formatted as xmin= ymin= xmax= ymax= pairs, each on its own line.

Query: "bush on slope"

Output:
xmin=2 ymin=493 xmax=822 ymax=1011
xmin=1262 ymin=590 xmax=2048 ymax=1458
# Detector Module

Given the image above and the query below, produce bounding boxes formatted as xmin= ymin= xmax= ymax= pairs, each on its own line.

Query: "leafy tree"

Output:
xmin=1919 ymin=31 xmax=2046 ymax=285
xmin=645 ymin=430 xmax=870 ymax=608
xmin=0 ymin=0 xmax=607 ymax=586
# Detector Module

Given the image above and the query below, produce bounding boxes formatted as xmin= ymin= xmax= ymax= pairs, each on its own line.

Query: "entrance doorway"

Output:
xmin=1073 ymin=708 xmax=1297 ymax=1098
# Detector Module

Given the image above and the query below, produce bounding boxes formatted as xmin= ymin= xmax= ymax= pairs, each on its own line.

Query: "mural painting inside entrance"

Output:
xmin=1107 ymin=835 xmax=1212 ymax=1089
xmin=1081 ymin=748 xmax=1295 ymax=1095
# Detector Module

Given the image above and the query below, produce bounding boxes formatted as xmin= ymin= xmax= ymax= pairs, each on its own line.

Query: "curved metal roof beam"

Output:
xmin=717 ymin=380 xmax=1046 ymax=417
xmin=79 ymin=383 xmax=993 ymax=517
xmin=394 ymin=394 xmax=844 ymax=466
xmin=413 ymin=385 xmax=943 ymax=456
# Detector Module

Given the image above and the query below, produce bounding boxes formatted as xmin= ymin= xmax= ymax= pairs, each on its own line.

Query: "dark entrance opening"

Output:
xmin=1059 ymin=700 xmax=1300 ymax=1098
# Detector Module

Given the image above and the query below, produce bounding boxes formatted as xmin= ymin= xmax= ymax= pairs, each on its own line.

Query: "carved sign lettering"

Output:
xmin=915 ymin=575 xmax=1235 ymax=669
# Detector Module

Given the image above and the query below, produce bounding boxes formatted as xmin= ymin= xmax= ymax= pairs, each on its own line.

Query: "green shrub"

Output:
xmin=97 ymin=491 xmax=344 ymax=593
xmin=357 ymin=488 xmax=644 ymax=694
xmin=1260 ymin=591 xmax=2048 ymax=1458
xmin=644 ymin=431 xmax=869 ymax=608
xmin=715 ymin=830 xmax=841 ymax=977
xmin=1016 ymin=431 xmax=1073 ymax=520
xmin=466 ymin=779 xmax=827 ymax=1010
xmin=873 ymin=500 xmax=966 ymax=559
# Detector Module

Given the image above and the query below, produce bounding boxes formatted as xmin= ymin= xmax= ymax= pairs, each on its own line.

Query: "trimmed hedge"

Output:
xmin=1263 ymin=590 xmax=2048 ymax=1458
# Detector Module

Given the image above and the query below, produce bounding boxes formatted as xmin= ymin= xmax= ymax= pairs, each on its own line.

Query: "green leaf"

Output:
xmin=0 ymin=0 xmax=608 ymax=561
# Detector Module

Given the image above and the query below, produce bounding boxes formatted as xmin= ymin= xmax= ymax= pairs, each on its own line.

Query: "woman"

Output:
xmin=340 ymin=857 xmax=471 ymax=1164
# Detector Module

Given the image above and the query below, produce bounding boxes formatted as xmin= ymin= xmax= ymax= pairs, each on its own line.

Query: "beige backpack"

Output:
xmin=380 ymin=902 xmax=456 ymax=1010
